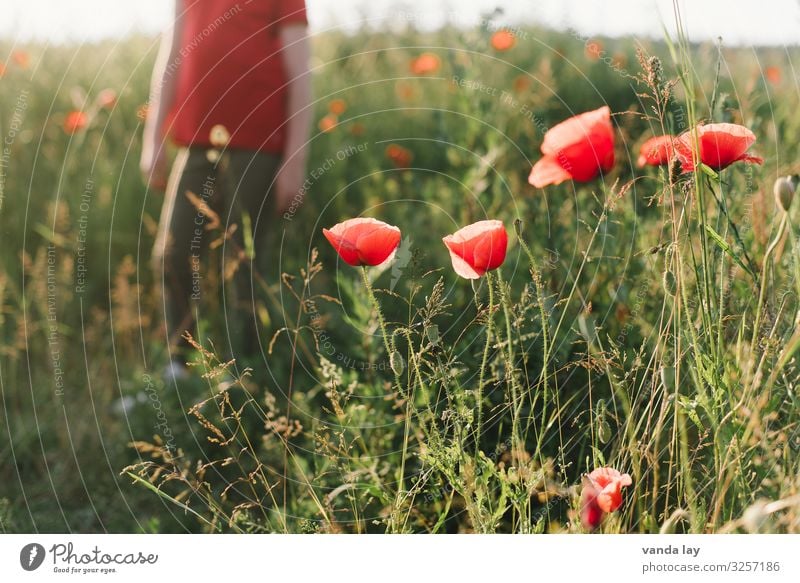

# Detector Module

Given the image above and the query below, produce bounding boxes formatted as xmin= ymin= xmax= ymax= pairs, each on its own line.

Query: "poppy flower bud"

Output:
xmin=390 ymin=351 xmax=405 ymax=375
xmin=773 ymin=175 xmax=797 ymax=212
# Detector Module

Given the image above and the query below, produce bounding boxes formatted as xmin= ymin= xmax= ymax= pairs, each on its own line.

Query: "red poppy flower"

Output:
xmin=410 ymin=53 xmax=441 ymax=75
xmin=385 ymin=144 xmax=413 ymax=169
xmin=580 ymin=467 xmax=632 ymax=530
xmin=490 ymin=30 xmax=516 ymax=52
xmin=63 ymin=111 xmax=88 ymax=134
xmin=637 ymin=135 xmax=674 ymax=168
xmin=765 ymin=66 xmax=782 ymax=85
xmin=12 ymin=50 xmax=30 ymax=69
xmin=318 ymin=114 xmax=338 ymax=133
xmin=328 ymin=98 xmax=347 ymax=115
xmin=442 ymin=220 xmax=508 ymax=279
xmin=323 ymin=218 xmax=401 ymax=267
xmin=528 ymin=106 xmax=615 ymax=188
xmin=674 ymin=123 xmax=763 ymax=173
xmin=585 ymin=40 xmax=603 ymax=61
xmin=96 ymin=88 xmax=117 ymax=109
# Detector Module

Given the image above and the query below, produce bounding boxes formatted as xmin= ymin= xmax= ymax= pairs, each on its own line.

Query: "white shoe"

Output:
xmin=162 ymin=359 xmax=190 ymax=382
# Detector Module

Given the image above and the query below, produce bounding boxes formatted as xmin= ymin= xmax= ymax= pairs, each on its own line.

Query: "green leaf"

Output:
xmin=698 ymin=163 xmax=719 ymax=181
xmin=704 ymin=224 xmax=756 ymax=280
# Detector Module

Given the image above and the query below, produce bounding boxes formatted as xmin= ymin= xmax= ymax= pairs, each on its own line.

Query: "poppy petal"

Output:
xmin=471 ymin=225 xmax=508 ymax=272
xmin=357 ymin=224 xmax=402 ymax=266
xmin=443 ymin=242 xmax=484 ymax=279
xmin=541 ymin=106 xmax=612 ymax=155
xmin=323 ymin=229 xmax=360 ymax=266
xmin=529 ymin=154 xmax=573 ymax=188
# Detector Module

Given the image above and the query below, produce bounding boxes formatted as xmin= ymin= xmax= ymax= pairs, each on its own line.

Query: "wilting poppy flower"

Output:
xmin=490 ymin=30 xmax=516 ymax=52
xmin=442 ymin=220 xmax=508 ymax=279
xmin=765 ymin=66 xmax=782 ymax=85
xmin=12 ymin=50 xmax=30 ymax=69
xmin=318 ymin=114 xmax=338 ymax=133
xmin=323 ymin=218 xmax=401 ymax=267
xmin=63 ymin=111 xmax=88 ymax=134
xmin=328 ymin=98 xmax=347 ymax=115
xmin=580 ymin=467 xmax=632 ymax=530
xmin=410 ymin=53 xmax=441 ymax=75
xmin=136 ymin=104 xmax=149 ymax=121
xmin=96 ymin=88 xmax=117 ymax=109
xmin=529 ymin=106 xmax=615 ymax=188
xmin=637 ymin=135 xmax=674 ymax=168
xmin=385 ymin=144 xmax=413 ymax=168
xmin=674 ymin=123 xmax=763 ymax=173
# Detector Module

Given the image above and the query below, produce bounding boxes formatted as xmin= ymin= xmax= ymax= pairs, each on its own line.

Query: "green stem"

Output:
xmin=495 ymin=270 xmax=522 ymax=451
xmin=750 ymin=213 xmax=788 ymax=364
xmin=475 ymin=272 xmax=494 ymax=458
xmin=360 ymin=265 xmax=407 ymax=532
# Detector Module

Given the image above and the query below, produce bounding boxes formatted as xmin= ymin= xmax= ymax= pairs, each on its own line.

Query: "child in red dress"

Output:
xmin=140 ymin=0 xmax=311 ymax=379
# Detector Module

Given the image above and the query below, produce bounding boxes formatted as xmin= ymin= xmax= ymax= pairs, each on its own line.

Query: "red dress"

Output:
xmin=169 ymin=0 xmax=307 ymax=153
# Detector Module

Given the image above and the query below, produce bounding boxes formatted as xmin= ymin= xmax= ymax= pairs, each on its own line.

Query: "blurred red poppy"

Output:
xmin=328 ymin=98 xmax=347 ymax=115
xmin=443 ymin=220 xmax=508 ymax=279
xmin=0 ymin=62 xmax=6 ymax=77
xmin=63 ymin=111 xmax=88 ymax=134
xmin=318 ymin=114 xmax=338 ymax=133
xmin=410 ymin=53 xmax=441 ymax=75
xmin=765 ymin=65 xmax=782 ymax=85
xmin=385 ymin=144 xmax=413 ymax=169
xmin=581 ymin=467 xmax=632 ymax=530
xmin=585 ymin=40 xmax=603 ymax=61
xmin=637 ymin=135 xmax=674 ymax=168
xmin=490 ymin=30 xmax=516 ymax=52
xmin=674 ymin=123 xmax=763 ymax=173
xmin=12 ymin=50 xmax=30 ymax=69
xmin=323 ymin=218 xmax=401 ymax=267
xmin=529 ymin=106 xmax=615 ymax=188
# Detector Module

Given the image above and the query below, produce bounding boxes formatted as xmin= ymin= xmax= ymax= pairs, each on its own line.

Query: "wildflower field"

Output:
xmin=1 ymin=16 xmax=799 ymax=534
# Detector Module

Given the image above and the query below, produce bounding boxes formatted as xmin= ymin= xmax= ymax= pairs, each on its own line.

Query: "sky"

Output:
xmin=1 ymin=0 xmax=799 ymax=46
